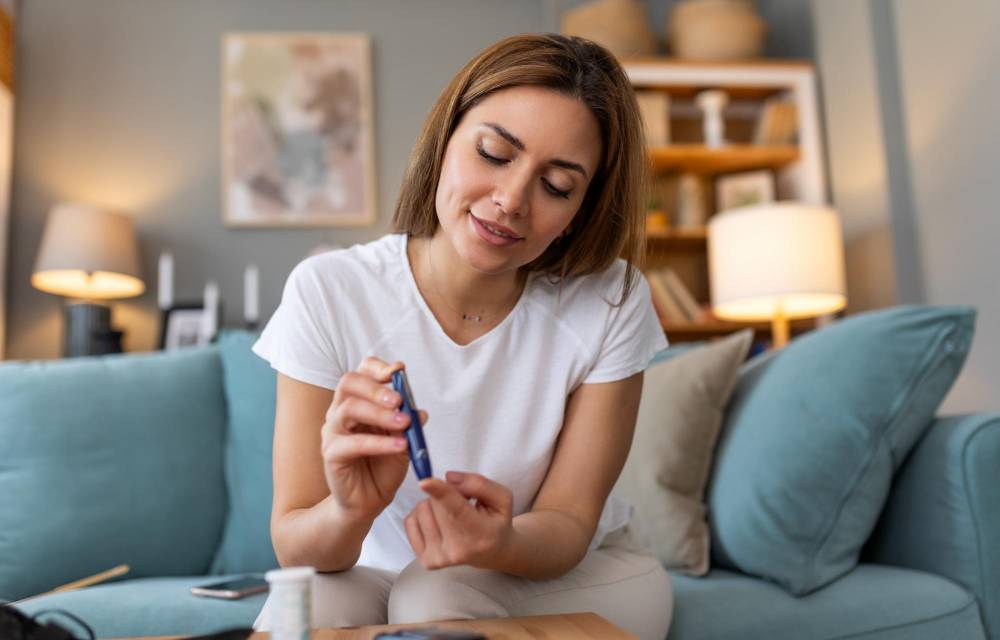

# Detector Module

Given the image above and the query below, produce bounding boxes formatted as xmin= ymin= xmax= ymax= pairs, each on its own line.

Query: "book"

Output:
xmin=647 ymin=270 xmax=696 ymax=324
xmin=635 ymin=90 xmax=671 ymax=147
xmin=645 ymin=272 xmax=688 ymax=324
xmin=661 ymin=268 xmax=705 ymax=322
xmin=753 ymin=97 xmax=798 ymax=145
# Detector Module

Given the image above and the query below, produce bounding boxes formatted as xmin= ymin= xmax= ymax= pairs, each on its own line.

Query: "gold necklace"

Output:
xmin=423 ymin=241 xmax=523 ymax=324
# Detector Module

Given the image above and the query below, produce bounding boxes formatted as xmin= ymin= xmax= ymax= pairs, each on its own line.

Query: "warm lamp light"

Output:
xmin=32 ymin=203 xmax=145 ymax=356
xmin=708 ymin=202 xmax=847 ymax=348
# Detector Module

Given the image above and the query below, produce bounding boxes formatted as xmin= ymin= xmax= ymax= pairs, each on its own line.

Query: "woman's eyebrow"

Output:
xmin=481 ymin=122 xmax=588 ymax=178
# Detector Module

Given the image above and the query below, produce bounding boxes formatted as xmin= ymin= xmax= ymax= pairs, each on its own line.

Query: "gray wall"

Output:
xmin=891 ymin=0 xmax=1000 ymax=411
xmin=813 ymin=0 xmax=899 ymax=314
xmin=813 ymin=0 xmax=999 ymax=412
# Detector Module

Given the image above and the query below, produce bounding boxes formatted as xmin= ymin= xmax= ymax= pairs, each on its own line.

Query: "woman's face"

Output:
xmin=434 ymin=85 xmax=602 ymax=275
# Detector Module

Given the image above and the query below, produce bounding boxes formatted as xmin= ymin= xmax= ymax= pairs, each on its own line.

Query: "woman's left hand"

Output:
xmin=405 ymin=471 xmax=514 ymax=570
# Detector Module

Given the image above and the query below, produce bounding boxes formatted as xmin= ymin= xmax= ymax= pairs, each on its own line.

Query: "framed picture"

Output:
xmin=221 ymin=32 xmax=377 ymax=227
xmin=159 ymin=303 xmax=221 ymax=351
xmin=715 ymin=169 xmax=776 ymax=212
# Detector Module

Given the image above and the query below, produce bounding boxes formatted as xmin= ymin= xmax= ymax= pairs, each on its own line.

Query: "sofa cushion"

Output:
xmin=666 ymin=564 xmax=985 ymax=640
xmin=210 ymin=331 xmax=279 ymax=574
xmin=14 ymin=575 xmax=265 ymax=638
xmin=708 ymin=305 xmax=975 ymax=595
xmin=0 ymin=349 xmax=227 ymax=602
xmin=615 ymin=330 xmax=752 ymax=575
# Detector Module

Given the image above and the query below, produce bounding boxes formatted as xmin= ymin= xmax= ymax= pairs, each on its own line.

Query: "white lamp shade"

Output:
xmin=708 ymin=202 xmax=846 ymax=321
xmin=32 ymin=203 xmax=145 ymax=300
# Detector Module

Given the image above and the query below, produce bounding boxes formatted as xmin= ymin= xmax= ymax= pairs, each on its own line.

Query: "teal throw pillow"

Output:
xmin=0 ymin=348 xmax=227 ymax=601
xmin=708 ymin=305 xmax=975 ymax=595
xmin=209 ymin=330 xmax=279 ymax=574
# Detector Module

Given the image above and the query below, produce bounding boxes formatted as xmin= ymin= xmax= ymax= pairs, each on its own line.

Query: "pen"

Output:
xmin=391 ymin=370 xmax=433 ymax=480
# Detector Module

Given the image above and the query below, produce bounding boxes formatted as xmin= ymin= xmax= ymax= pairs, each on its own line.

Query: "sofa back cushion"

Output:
xmin=209 ymin=331 xmax=279 ymax=574
xmin=708 ymin=305 xmax=975 ymax=595
xmin=0 ymin=348 xmax=227 ymax=601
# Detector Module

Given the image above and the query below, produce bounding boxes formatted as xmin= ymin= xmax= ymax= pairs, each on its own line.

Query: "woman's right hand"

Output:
xmin=321 ymin=357 xmax=427 ymax=523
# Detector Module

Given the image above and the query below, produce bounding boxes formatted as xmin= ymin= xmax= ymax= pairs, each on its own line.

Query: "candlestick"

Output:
xmin=157 ymin=252 xmax=173 ymax=310
xmin=244 ymin=264 xmax=259 ymax=327
xmin=201 ymin=280 xmax=219 ymax=343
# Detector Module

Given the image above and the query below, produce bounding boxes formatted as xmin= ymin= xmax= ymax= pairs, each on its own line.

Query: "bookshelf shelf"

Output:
xmin=646 ymin=228 xmax=708 ymax=251
xmin=663 ymin=318 xmax=817 ymax=342
xmin=648 ymin=144 xmax=799 ymax=174
xmin=626 ymin=59 xmax=829 ymax=345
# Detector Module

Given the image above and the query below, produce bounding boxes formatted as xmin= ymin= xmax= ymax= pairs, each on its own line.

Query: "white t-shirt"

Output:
xmin=253 ymin=233 xmax=667 ymax=573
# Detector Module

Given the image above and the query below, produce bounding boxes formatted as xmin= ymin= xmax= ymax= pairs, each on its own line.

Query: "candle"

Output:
xmin=158 ymin=252 xmax=174 ymax=310
xmin=244 ymin=264 xmax=259 ymax=326
xmin=201 ymin=280 xmax=219 ymax=342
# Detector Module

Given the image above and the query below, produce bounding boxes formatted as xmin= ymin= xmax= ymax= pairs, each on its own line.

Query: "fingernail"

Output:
xmin=381 ymin=392 xmax=397 ymax=407
xmin=395 ymin=437 xmax=407 ymax=448
xmin=446 ymin=471 xmax=465 ymax=484
xmin=394 ymin=412 xmax=408 ymax=424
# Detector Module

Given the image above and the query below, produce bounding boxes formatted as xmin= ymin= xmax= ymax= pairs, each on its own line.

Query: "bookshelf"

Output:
xmin=623 ymin=58 xmax=829 ymax=344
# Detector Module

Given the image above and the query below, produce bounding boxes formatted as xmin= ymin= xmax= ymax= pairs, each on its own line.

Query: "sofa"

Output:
xmin=1 ymin=306 xmax=997 ymax=639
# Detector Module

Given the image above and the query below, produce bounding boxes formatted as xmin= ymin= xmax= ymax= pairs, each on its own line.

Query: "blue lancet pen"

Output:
xmin=391 ymin=369 xmax=433 ymax=480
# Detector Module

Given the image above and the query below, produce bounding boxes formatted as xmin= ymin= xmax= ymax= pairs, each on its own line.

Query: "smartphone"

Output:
xmin=391 ymin=369 xmax=433 ymax=480
xmin=190 ymin=576 xmax=268 ymax=600
xmin=373 ymin=628 xmax=485 ymax=640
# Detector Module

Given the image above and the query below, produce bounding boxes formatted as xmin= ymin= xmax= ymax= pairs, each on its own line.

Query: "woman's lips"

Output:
xmin=469 ymin=213 xmax=523 ymax=247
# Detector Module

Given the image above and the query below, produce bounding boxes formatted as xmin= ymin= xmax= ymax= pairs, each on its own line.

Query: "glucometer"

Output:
xmin=391 ymin=369 xmax=433 ymax=480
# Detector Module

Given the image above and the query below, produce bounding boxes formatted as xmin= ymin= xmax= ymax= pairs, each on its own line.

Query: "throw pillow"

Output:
xmin=209 ymin=331 xmax=280 ymax=574
xmin=708 ymin=305 xmax=975 ymax=595
xmin=614 ymin=329 xmax=753 ymax=575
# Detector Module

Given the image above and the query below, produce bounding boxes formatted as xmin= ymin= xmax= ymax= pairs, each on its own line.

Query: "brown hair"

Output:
xmin=392 ymin=33 xmax=649 ymax=303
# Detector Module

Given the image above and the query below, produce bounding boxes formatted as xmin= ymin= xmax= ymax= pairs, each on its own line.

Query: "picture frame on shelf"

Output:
xmin=221 ymin=32 xmax=377 ymax=228
xmin=715 ymin=169 xmax=775 ymax=212
xmin=159 ymin=302 xmax=222 ymax=351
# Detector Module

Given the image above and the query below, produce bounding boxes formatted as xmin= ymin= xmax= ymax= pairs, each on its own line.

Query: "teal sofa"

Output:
xmin=2 ymin=307 xmax=998 ymax=639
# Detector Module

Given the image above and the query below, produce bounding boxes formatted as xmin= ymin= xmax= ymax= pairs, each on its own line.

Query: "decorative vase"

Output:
xmin=675 ymin=173 xmax=709 ymax=229
xmin=668 ymin=0 xmax=767 ymax=61
xmin=561 ymin=0 xmax=658 ymax=60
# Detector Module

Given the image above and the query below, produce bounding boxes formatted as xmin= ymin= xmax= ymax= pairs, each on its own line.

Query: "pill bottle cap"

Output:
xmin=265 ymin=566 xmax=316 ymax=583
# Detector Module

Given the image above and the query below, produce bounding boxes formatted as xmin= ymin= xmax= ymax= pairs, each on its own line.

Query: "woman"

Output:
xmin=253 ymin=33 xmax=672 ymax=639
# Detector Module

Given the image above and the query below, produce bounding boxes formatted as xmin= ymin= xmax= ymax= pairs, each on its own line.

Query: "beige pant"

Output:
xmin=254 ymin=526 xmax=673 ymax=640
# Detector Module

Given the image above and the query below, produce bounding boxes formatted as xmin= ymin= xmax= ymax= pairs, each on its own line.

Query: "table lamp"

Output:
xmin=31 ymin=202 xmax=145 ymax=357
xmin=708 ymin=202 xmax=847 ymax=349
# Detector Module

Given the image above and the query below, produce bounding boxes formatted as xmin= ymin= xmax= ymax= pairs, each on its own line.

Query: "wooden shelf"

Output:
xmin=623 ymin=56 xmax=815 ymax=70
xmin=648 ymin=144 xmax=799 ymax=174
xmin=662 ymin=317 xmax=816 ymax=343
xmin=646 ymin=228 xmax=707 ymax=252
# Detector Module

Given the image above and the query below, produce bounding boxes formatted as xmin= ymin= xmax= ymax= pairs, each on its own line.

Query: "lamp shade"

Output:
xmin=32 ymin=203 xmax=145 ymax=300
xmin=708 ymin=202 xmax=846 ymax=321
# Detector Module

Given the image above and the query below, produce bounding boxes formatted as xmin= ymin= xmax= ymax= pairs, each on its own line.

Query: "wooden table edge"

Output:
xmin=125 ymin=612 xmax=637 ymax=639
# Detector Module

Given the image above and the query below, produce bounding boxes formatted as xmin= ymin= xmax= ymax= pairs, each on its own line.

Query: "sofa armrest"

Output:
xmin=866 ymin=413 xmax=1000 ymax=639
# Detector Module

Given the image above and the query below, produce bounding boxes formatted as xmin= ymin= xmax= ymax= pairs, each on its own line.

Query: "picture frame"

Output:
xmin=715 ymin=169 xmax=776 ymax=212
xmin=159 ymin=302 xmax=222 ymax=351
xmin=221 ymin=32 xmax=377 ymax=227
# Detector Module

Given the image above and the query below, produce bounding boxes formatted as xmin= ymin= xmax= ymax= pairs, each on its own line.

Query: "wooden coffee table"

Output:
xmin=139 ymin=613 xmax=636 ymax=639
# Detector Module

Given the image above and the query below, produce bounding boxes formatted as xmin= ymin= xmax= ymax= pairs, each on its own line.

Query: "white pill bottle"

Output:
xmin=265 ymin=566 xmax=316 ymax=640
